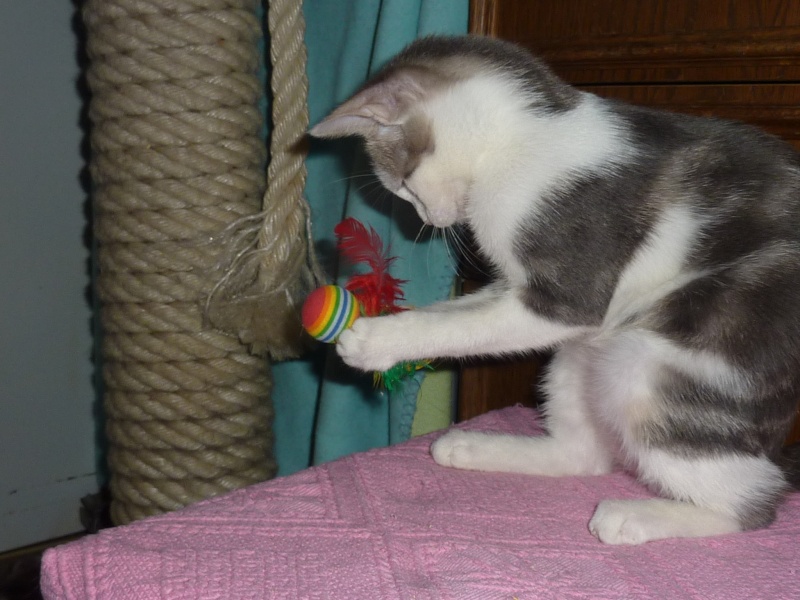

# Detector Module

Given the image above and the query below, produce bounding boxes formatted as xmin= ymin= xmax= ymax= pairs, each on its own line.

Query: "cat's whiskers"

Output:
xmin=410 ymin=222 xmax=438 ymax=278
xmin=444 ymin=225 xmax=485 ymax=278
xmin=366 ymin=186 xmax=395 ymax=211
xmin=350 ymin=176 xmax=385 ymax=198
xmin=404 ymin=221 xmax=440 ymax=280
xmin=439 ymin=227 xmax=461 ymax=275
xmin=330 ymin=170 xmax=376 ymax=185
xmin=356 ymin=183 xmax=387 ymax=201
xmin=412 ymin=223 xmax=430 ymax=247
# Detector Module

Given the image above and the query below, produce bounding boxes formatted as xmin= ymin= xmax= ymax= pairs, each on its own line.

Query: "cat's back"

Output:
xmin=607 ymin=99 xmax=800 ymax=237
xmin=610 ymin=97 xmax=799 ymax=170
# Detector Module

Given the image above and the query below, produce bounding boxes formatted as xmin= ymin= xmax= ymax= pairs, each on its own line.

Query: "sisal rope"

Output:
xmin=206 ymin=0 xmax=322 ymax=358
xmin=259 ymin=0 xmax=319 ymax=331
xmin=84 ymin=0 xmax=283 ymax=525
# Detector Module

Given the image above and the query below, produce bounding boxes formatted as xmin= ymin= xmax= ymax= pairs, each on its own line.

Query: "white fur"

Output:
xmin=432 ymin=341 xmax=615 ymax=477
xmin=407 ymin=77 xmax=634 ymax=284
xmin=589 ymin=499 xmax=741 ymax=545
xmin=604 ymin=204 xmax=707 ymax=329
xmin=337 ymin=285 xmax=590 ymax=372
xmin=588 ymin=451 xmax=784 ymax=544
xmin=582 ymin=333 xmax=666 ymax=466
xmin=636 ymin=449 xmax=785 ymax=518
xmin=585 ymin=330 xmax=750 ymax=465
xmin=430 ymin=429 xmax=612 ymax=476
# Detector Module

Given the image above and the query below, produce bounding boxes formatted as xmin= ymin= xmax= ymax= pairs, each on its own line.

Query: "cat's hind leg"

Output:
xmin=589 ymin=449 xmax=786 ymax=544
xmin=584 ymin=330 xmax=788 ymax=544
xmin=431 ymin=343 xmax=615 ymax=476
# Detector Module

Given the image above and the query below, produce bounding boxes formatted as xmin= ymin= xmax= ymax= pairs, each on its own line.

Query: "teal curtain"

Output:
xmin=271 ymin=0 xmax=468 ymax=476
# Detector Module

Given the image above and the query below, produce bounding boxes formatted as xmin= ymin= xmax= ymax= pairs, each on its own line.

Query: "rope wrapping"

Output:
xmin=84 ymin=0 xmax=279 ymax=524
xmin=205 ymin=0 xmax=322 ymax=358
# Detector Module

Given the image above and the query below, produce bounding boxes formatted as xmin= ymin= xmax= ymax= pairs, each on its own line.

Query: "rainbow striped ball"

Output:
xmin=301 ymin=285 xmax=360 ymax=343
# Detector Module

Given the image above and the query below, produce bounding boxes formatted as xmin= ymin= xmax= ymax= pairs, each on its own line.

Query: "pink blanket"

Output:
xmin=42 ymin=407 xmax=800 ymax=599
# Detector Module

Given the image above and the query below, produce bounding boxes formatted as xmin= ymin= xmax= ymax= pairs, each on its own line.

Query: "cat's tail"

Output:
xmin=779 ymin=444 xmax=800 ymax=489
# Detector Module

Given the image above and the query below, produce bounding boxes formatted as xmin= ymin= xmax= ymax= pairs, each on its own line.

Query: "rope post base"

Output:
xmin=84 ymin=0 xmax=276 ymax=525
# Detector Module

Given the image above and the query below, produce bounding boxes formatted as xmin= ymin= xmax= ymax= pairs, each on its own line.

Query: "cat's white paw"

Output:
xmin=430 ymin=430 xmax=486 ymax=470
xmin=589 ymin=500 xmax=655 ymax=545
xmin=336 ymin=317 xmax=400 ymax=372
xmin=589 ymin=498 xmax=741 ymax=545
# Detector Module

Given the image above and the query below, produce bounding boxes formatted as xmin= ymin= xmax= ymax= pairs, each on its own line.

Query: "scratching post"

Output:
xmin=83 ymin=0 xmax=314 ymax=524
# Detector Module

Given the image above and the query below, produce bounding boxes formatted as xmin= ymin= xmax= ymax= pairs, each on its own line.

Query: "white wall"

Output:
xmin=0 ymin=3 xmax=98 ymax=551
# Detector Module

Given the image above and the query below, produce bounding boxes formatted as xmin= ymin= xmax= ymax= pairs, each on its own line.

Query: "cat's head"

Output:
xmin=309 ymin=36 xmax=578 ymax=228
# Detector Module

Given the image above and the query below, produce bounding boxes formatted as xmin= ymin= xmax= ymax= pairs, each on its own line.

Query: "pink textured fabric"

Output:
xmin=42 ymin=407 xmax=800 ymax=599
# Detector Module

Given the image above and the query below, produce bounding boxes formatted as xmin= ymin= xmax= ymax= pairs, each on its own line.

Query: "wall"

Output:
xmin=0 ymin=3 xmax=98 ymax=552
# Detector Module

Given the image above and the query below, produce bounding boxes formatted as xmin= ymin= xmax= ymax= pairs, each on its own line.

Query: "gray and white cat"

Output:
xmin=309 ymin=35 xmax=800 ymax=545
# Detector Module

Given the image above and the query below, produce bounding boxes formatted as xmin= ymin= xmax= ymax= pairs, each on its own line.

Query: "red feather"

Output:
xmin=335 ymin=218 xmax=389 ymax=272
xmin=335 ymin=218 xmax=406 ymax=316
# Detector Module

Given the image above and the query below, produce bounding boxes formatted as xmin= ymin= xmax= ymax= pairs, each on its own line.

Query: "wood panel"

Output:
xmin=457 ymin=355 xmax=543 ymax=422
xmin=473 ymin=0 xmax=800 ymax=84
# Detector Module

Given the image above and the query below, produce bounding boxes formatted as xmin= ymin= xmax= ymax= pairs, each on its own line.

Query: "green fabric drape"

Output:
xmin=272 ymin=0 xmax=468 ymax=476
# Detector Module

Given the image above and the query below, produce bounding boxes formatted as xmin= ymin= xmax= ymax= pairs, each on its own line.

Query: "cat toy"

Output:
xmin=301 ymin=284 xmax=360 ymax=343
xmin=301 ymin=218 xmax=430 ymax=389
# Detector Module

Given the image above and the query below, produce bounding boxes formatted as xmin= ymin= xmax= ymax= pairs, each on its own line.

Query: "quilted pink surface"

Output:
xmin=42 ymin=407 xmax=800 ymax=599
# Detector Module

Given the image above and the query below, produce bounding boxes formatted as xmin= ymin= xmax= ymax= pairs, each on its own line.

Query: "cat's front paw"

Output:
xmin=337 ymin=317 xmax=401 ymax=372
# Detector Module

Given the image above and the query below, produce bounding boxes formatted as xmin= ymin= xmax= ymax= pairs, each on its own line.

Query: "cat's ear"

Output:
xmin=309 ymin=68 xmax=432 ymax=139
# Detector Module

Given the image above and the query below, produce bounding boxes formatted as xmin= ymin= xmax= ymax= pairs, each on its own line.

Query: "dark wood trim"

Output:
xmin=469 ymin=0 xmax=498 ymax=36
xmin=521 ymin=28 xmax=800 ymax=84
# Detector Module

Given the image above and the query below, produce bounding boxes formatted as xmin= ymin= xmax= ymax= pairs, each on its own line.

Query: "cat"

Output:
xmin=309 ymin=34 xmax=800 ymax=545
